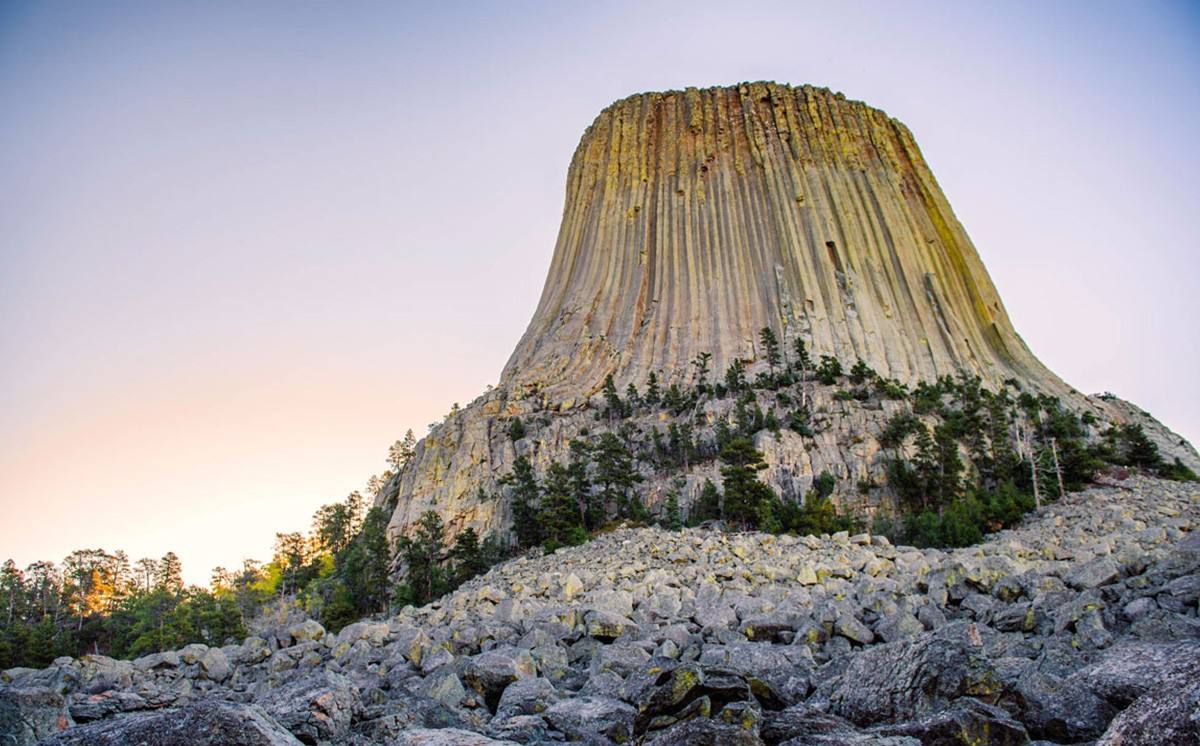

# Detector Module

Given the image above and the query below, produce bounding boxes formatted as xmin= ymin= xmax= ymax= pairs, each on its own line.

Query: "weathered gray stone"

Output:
xmin=391 ymin=727 xmax=518 ymax=745
xmin=1064 ymin=557 xmax=1121 ymax=590
xmin=0 ymin=687 xmax=73 ymax=745
xmin=36 ymin=701 xmax=301 ymax=745
xmin=828 ymin=622 xmax=1004 ymax=725
xmin=543 ymin=695 xmax=636 ymax=743
xmin=871 ymin=697 xmax=1029 ymax=746
xmin=1096 ymin=674 xmax=1200 ymax=746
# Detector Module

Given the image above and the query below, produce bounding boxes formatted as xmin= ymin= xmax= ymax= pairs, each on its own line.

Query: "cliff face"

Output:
xmin=502 ymin=82 xmax=1062 ymax=404
xmin=379 ymin=82 xmax=1198 ymax=542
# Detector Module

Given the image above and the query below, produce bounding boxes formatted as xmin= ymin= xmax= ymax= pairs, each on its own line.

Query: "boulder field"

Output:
xmin=3 ymin=475 xmax=1198 ymax=745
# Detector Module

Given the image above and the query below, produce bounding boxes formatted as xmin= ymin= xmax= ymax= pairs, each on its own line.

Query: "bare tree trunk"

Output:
xmin=1050 ymin=438 xmax=1065 ymax=499
xmin=1019 ymin=423 xmax=1041 ymax=510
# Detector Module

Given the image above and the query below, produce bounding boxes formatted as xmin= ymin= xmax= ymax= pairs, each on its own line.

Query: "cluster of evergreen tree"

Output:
xmin=530 ymin=323 xmax=1195 ymax=556
xmin=393 ymin=512 xmax=510 ymax=606
xmin=0 ymin=549 xmax=242 ymax=669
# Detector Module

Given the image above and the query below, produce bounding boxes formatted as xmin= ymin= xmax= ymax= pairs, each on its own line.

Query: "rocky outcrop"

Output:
xmin=378 ymin=82 xmax=1198 ymax=544
xmin=503 ymin=82 xmax=1059 ymax=402
xmin=5 ymin=476 xmax=1198 ymax=744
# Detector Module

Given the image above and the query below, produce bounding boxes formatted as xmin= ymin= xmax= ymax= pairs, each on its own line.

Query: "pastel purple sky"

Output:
xmin=2 ymin=1 xmax=1197 ymax=584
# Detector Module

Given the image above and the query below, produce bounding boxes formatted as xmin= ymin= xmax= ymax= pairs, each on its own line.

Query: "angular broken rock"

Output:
xmin=35 ymin=701 xmax=302 ymax=746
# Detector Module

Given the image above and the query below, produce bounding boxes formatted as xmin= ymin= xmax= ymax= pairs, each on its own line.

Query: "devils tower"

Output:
xmin=379 ymin=82 xmax=1197 ymax=540
xmin=504 ymin=82 xmax=1056 ymax=403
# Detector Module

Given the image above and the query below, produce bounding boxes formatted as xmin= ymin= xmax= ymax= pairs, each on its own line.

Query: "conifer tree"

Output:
xmin=718 ymin=437 xmax=778 ymax=530
xmin=602 ymin=374 xmax=623 ymax=422
xmin=448 ymin=527 xmax=487 ymax=586
xmin=692 ymin=352 xmax=713 ymax=394
xmin=396 ymin=511 xmax=447 ymax=606
xmin=539 ymin=463 xmax=585 ymax=550
xmin=592 ymin=432 xmax=643 ymax=519
xmin=645 ymin=372 xmax=661 ymax=405
xmin=504 ymin=456 xmax=542 ymax=548
xmin=759 ymin=327 xmax=781 ymax=377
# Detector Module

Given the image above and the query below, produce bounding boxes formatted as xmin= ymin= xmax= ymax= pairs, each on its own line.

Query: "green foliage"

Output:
xmin=660 ymin=479 xmax=684 ymax=531
xmin=815 ymin=355 xmax=843 ymax=385
xmin=690 ymin=479 xmax=723 ymax=525
xmin=724 ymin=359 xmax=748 ymax=394
xmin=394 ymin=511 xmax=449 ymax=606
xmin=645 ymin=372 xmax=661 ymax=405
xmin=1115 ymin=423 xmax=1162 ymax=470
xmin=593 ymin=432 xmax=644 ymax=519
xmin=759 ymin=327 xmax=782 ymax=380
xmin=448 ymin=528 xmax=487 ymax=586
xmin=902 ymin=481 xmax=1034 ymax=549
xmin=503 ymin=456 xmax=542 ymax=549
xmin=507 ymin=417 xmax=526 ymax=441
xmin=792 ymin=337 xmax=813 ymax=375
xmin=1161 ymin=458 xmax=1198 ymax=482
xmin=849 ymin=359 xmax=876 ymax=386
xmin=788 ymin=406 xmax=813 ymax=436
xmin=879 ymin=412 xmax=921 ymax=450
xmin=718 ymin=438 xmax=779 ymax=530
xmin=691 ymin=352 xmax=713 ymax=395
xmin=539 ymin=463 xmax=586 ymax=552
xmin=602 ymin=374 xmax=625 ymax=420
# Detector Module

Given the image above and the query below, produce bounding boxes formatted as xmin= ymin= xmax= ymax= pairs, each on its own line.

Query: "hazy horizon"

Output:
xmin=2 ymin=1 xmax=1198 ymax=585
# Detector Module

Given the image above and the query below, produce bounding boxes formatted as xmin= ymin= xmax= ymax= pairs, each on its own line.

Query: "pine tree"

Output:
xmin=644 ymin=372 xmax=661 ymax=406
xmin=932 ymin=423 xmax=963 ymax=509
xmin=507 ymin=417 xmax=526 ymax=441
xmin=792 ymin=337 xmax=813 ymax=375
xmin=849 ymin=359 xmax=876 ymax=386
xmin=624 ymin=383 xmax=640 ymax=415
xmin=661 ymin=479 xmax=684 ymax=531
xmin=566 ymin=440 xmax=598 ymax=530
xmin=816 ymin=356 xmax=843 ymax=385
xmin=1118 ymin=423 xmax=1162 ymax=470
xmin=592 ymin=432 xmax=643 ymax=519
xmin=759 ymin=327 xmax=781 ymax=377
xmin=341 ymin=506 xmax=391 ymax=613
xmin=692 ymin=352 xmax=713 ymax=394
xmin=692 ymin=479 xmax=723 ymax=523
xmin=396 ymin=511 xmax=447 ymax=606
xmin=602 ymin=374 xmax=623 ymax=422
xmin=504 ymin=456 xmax=542 ymax=548
xmin=448 ymin=527 xmax=487 ymax=586
xmin=724 ymin=359 xmax=747 ymax=394
xmin=718 ymin=437 xmax=778 ymax=530
xmin=388 ymin=430 xmax=417 ymax=472
xmin=157 ymin=552 xmax=184 ymax=594
xmin=539 ymin=463 xmax=585 ymax=550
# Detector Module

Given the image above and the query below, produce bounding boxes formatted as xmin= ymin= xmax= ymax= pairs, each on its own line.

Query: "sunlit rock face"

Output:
xmin=501 ymin=82 xmax=1064 ymax=403
xmin=378 ymin=82 xmax=1197 ymax=542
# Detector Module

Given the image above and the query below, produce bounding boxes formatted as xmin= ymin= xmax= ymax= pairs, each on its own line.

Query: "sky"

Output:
xmin=1 ymin=1 xmax=1197 ymax=585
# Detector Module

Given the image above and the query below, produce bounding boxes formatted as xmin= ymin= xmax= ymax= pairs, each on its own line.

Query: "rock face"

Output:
xmin=5 ymin=476 xmax=1199 ymax=744
xmin=503 ymin=82 xmax=1056 ymax=402
xmin=379 ymin=82 xmax=1198 ymax=543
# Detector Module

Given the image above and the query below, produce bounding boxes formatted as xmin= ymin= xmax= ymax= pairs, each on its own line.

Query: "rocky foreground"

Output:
xmin=4 ymin=476 xmax=1199 ymax=745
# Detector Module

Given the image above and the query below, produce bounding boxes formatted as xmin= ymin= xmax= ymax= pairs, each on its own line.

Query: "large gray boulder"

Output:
xmin=259 ymin=671 xmax=359 ymax=743
xmin=871 ymin=697 xmax=1030 ymax=746
xmin=1077 ymin=639 xmax=1200 ymax=707
xmin=827 ymin=622 xmax=1005 ymax=725
xmin=1096 ymin=674 xmax=1200 ymax=746
xmin=0 ymin=687 xmax=73 ymax=745
xmin=34 ymin=701 xmax=302 ymax=745
xmin=1008 ymin=670 xmax=1114 ymax=742
xmin=543 ymin=695 xmax=636 ymax=743
xmin=391 ymin=727 xmax=518 ymax=745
